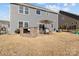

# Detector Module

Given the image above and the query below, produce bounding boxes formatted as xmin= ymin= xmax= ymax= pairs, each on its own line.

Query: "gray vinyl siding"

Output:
xmin=58 ymin=13 xmax=79 ymax=29
xmin=10 ymin=3 xmax=58 ymax=34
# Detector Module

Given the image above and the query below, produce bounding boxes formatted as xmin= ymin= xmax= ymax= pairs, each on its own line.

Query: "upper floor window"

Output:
xmin=36 ymin=9 xmax=40 ymax=14
xmin=19 ymin=6 xmax=23 ymax=13
xmin=24 ymin=7 xmax=28 ymax=14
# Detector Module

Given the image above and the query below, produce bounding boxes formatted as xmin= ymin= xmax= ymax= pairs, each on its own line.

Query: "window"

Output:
xmin=24 ymin=7 xmax=28 ymax=14
xmin=36 ymin=9 xmax=40 ymax=14
xmin=24 ymin=22 xmax=28 ymax=28
xmin=19 ymin=21 xmax=23 ymax=28
xmin=19 ymin=6 xmax=23 ymax=13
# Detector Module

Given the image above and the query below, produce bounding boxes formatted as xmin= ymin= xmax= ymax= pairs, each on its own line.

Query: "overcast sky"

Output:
xmin=0 ymin=3 xmax=79 ymax=20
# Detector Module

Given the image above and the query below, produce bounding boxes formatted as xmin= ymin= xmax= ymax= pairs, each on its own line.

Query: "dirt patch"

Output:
xmin=0 ymin=32 xmax=79 ymax=56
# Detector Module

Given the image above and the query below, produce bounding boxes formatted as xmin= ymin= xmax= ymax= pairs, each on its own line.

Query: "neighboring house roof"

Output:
xmin=59 ymin=10 xmax=79 ymax=20
xmin=0 ymin=20 xmax=10 ymax=24
xmin=11 ymin=3 xmax=59 ymax=14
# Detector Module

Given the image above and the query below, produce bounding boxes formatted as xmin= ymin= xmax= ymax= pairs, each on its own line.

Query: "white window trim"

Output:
xmin=18 ymin=21 xmax=29 ymax=28
xmin=36 ymin=9 xmax=41 ymax=15
xmin=24 ymin=7 xmax=29 ymax=14
xmin=18 ymin=5 xmax=24 ymax=14
xmin=23 ymin=21 xmax=29 ymax=28
xmin=18 ymin=5 xmax=29 ymax=15
xmin=18 ymin=20 xmax=23 ymax=28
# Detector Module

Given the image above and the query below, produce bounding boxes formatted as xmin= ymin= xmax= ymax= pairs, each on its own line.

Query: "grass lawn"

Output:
xmin=0 ymin=32 xmax=79 ymax=56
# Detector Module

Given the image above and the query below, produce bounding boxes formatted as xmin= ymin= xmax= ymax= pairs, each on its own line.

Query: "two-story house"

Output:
xmin=10 ymin=3 xmax=59 ymax=34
